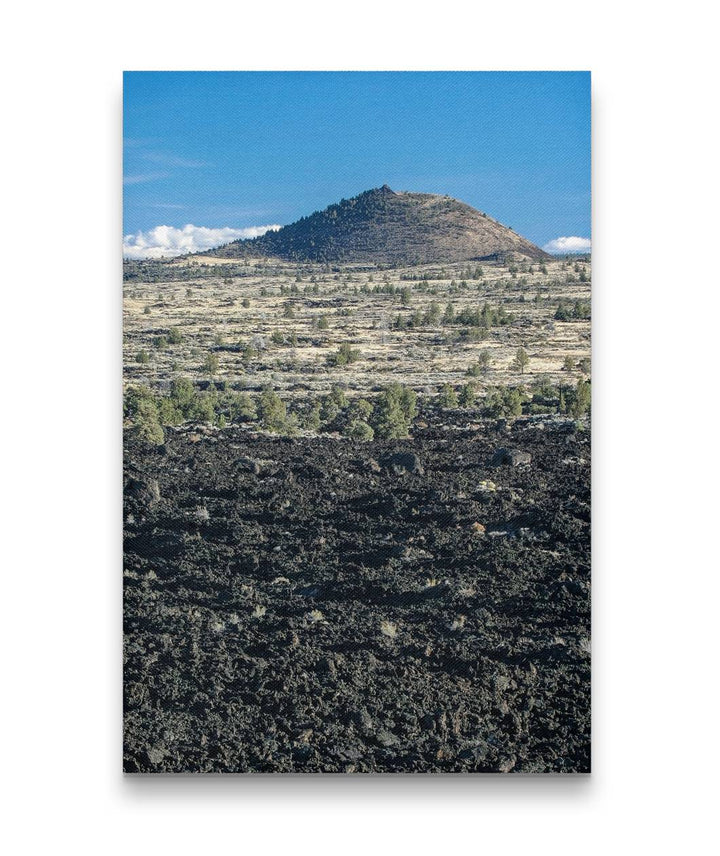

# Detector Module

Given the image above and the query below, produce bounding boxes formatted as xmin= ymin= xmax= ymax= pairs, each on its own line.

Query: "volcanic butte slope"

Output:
xmin=209 ymin=185 xmax=550 ymax=266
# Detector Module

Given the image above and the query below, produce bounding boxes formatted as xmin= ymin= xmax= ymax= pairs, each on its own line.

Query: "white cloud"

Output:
xmin=543 ymin=236 xmax=592 ymax=254
xmin=122 ymin=223 xmax=281 ymax=259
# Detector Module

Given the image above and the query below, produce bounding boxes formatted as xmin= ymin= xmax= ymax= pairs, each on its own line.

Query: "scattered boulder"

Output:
xmin=146 ymin=746 xmax=166 ymax=766
xmin=490 ymin=448 xmax=531 ymax=467
xmin=352 ymin=709 xmax=373 ymax=732
xmin=126 ymin=477 xmax=160 ymax=506
xmin=376 ymin=729 xmax=400 ymax=748
xmin=237 ymin=457 xmax=276 ymax=476
xmin=459 ymin=740 xmax=490 ymax=762
xmin=380 ymin=451 xmax=424 ymax=475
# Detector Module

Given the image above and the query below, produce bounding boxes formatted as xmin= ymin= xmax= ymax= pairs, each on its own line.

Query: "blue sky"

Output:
xmin=124 ymin=72 xmax=590 ymax=256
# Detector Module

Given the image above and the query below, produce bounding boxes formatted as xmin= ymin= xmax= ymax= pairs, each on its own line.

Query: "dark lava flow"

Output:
xmin=124 ymin=419 xmax=590 ymax=773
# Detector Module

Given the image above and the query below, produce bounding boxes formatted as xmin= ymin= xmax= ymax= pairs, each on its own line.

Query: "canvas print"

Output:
xmin=123 ymin=71 xmax=591 ymax=773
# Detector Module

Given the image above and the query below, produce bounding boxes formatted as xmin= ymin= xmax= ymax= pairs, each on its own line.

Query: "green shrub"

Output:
xmin=570 ymin=379 xmax=591 ymax=419
xmin=136 ymin=350 xmax=150 ymax=364
xmin=190 ymin=392 xmax=216 ymax=424
xmin=170 ymin=377 xmax=195 ymax=411
xmin=467 ymin=350 xmax=492 ymax=377
xmin=349 ymin=398 xmax=373 ymax=420
xmin=372 ymin=383 xmax=417 ymax=439
xmin=555 ymin=300 xmax=591 ymax=321
xmin=168 ymin=327 xmax=183 ymax=344
xmin=438 ymin=383 xmax=458 ymax=408
xmin=302 ymin=400 xmax=322 ymax=432
xmin=485 ymin=386 xmax=525 ymax=419
xmin=423 ymin=301 xmax=441 ymax=325
xmin=319 ymin=386 xmax=348 ymax=423
xmin=317 ymin=315 xmax=329 ymax=330
xmin=203 ymin=353 xmax=220 ymax=374
xmin=124 ymin=384 xmax=155 ymax=420
xmin=258 ymin=388 xmax=287 ymax=432
xmin=512 ymin=347 xmax=530 ymax=375
xmin=131 ymin=397 xmax=164 ymax=445
xmin=327 ymin=342 xmax=361 ymax=367
xmin=458 ymin=383 xmax=476 ymax=407
xmin=346 ymin=419 xmax=374 ymax=441
xmin=229 ymin=392 xmax=257 ymax=423
xmin=157 ymin=397 xmax=182 ymax=426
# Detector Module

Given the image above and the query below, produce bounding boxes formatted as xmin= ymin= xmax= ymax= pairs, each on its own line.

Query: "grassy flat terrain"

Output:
xmin=123 ymin=255 xmax=590 ymax=407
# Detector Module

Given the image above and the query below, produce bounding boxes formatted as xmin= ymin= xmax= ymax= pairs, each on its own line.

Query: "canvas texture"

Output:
xmin=123 ymin=71 xmax=591 ymax=773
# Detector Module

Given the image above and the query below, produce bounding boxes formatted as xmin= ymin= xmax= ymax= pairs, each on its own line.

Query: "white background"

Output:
xmin=2 ymin=2 xmax=718 ymax=853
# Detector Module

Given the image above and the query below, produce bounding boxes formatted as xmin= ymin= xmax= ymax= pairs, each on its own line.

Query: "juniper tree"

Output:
xmin=512 ymin=347 xmax=530 ymax=375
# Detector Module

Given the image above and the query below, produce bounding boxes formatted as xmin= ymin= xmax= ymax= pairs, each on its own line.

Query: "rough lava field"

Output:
xmin=124 ymin=417 xmax=590 ymax=773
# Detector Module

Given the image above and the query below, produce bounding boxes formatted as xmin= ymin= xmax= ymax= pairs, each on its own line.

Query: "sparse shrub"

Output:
xmin=302 ymin=400 xmax=322 ymax=431
xmin=143 ymin=305 xmax=151 ymax=315
xmin=346 ymin=419 xmax=374 ymax=441
xmin=319 ymin=385 xmax=348 ymax=424
xmin=372 ymin=383 xmax=417 ymax=439
xmin=423 ymin=301 xmax=441 ymax=325
xmin=271 ymin=329 xmax=285 ymax=345
xmin=555 ymin=300 xmax=591 ymax=321
xmin=189 ymin=389 xmax=217 ymax=424
xmin=578 ymin=357 xmax=591 ymax=375
xmin=203 ymin=352 xmax=220 ymax=374
xmin=438 ymin=383 xmax=458 ymax=408
xmin=123 ymin=384 xmax=155 ymax=421
xmin=327 ymin=342 xmax=361 ymax=367
xmin=512 ymin=347 xmax=530 ymax=375
xmin=153 ymin=335 xmax=168 ymax=350
xmin=281 ymin=411 xmax=301 ymax=436
xmin=170 ymin=377 xmax=195 ymax=411
xmin=168 ymin=327 xmax=183 ymax=344
xmin=241 ymin=297 xmax=251 ymax=308
xmin=229 ymin=392 xmax=257 ymax=423
xmin=258 ymin=388 xmax=287 ymax=432
xmin=317 ymin=315 xmax=329 ymax=330
xmin=157 ymin=397 xmax=182 ymax=426
xmin=136 ymin=350 xmax=150 ymax=364
xmin=458 ymin=383 xmax=476 ymax=407
xmin=570 ymin=379 xmax=591 ymax=419
xmin=485 ymin=386 xmax=525 ymax=419
xmin=126 ymin=392 xmax=164 ymax=445
xmin=241 ymin=343 xmax=258 ymax=361
xmin=349 ymin=398 xmax=373 ymax=420
xmin=328 ymin=385 xmax=348 ymax=408
xmin=563 ymin=355 xmax=576 ymax=372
